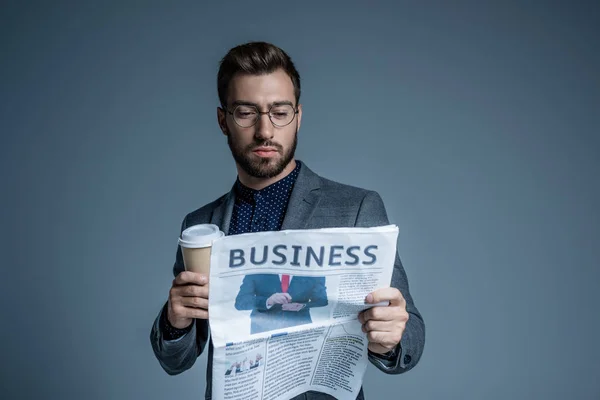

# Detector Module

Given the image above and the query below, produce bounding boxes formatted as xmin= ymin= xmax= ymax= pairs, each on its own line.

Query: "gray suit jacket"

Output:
xmin=150 ymin=161 xmax=425 ymax=400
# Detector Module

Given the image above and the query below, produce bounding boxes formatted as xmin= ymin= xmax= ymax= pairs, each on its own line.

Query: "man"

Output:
xmin=234 ymin=273 xmax=328 ymax=334
xmin=150 ymin=41 xmax=425 ymax=400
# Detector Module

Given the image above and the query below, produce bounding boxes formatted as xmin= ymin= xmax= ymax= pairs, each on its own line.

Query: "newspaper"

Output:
xmin=208 ymin=224 xmax=399 ymax=400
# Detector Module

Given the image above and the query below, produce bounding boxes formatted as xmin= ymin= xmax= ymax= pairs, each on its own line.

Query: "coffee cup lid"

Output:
xmin=178 ymin=224 xmax=224 ymax=248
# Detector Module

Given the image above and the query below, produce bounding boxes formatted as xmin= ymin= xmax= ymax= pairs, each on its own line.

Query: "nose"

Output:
xmin=254 ymin=112 xmax=274 ymax=141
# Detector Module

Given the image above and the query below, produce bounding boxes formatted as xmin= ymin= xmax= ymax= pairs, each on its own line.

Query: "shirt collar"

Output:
xmin=234 ymin=161 xmax=302 ymax=203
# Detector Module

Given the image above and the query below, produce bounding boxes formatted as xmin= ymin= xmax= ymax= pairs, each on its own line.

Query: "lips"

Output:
xmin=252 ymin=146 xmax=279 ymax=157
xmin=252 ymin=146 xmax=278 ymax=152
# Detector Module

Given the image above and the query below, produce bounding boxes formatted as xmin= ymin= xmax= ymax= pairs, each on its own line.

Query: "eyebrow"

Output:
xmin=230 ymin=100 xmax=294 ymax=108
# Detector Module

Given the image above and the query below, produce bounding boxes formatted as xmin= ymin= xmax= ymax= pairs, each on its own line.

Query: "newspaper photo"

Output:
xmin=208 ymin=224 xmax=399 ymax=400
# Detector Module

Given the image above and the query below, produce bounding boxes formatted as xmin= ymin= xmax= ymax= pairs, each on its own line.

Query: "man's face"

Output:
xmin=218 ymin=68 xmax=302 ymax=179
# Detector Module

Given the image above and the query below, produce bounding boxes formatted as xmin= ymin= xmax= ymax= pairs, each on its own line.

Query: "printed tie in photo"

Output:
xmin=281 ymin=274 xmax=290 ymax=293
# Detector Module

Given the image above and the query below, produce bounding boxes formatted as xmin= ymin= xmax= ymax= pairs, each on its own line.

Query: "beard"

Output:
xmin=226 ymin=126 xmax=298 ymax=179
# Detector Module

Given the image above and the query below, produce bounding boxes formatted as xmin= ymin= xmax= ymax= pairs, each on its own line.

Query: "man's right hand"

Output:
xmin=167 ymin=271 xmax=209 ymax=329
xmin=266 ymin=293 xmax=292 ymax=307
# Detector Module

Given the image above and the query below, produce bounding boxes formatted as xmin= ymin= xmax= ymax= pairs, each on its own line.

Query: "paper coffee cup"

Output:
xmin=178 ymin=224 xmax=224 ymax=274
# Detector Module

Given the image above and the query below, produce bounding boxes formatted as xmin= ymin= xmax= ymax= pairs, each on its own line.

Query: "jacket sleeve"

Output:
xmin=306 ymin=276 xmax=328 ymax=308
xmin=234 ymin=275 xmax=271 ymax=311
xmin=149 ymin=214 xmax=210 ymax=375
xmin=355 ymin=190 xmax=426 ymax=374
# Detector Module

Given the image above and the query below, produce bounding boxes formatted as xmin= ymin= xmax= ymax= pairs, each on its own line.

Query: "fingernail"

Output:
xmin=365 ymin=294 xmax=373 ymax=303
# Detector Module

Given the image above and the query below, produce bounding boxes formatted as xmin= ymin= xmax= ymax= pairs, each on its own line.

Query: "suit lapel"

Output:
xmin=281 ymin=161 xmax=321 ymax=230
xmin=210 ymin=186 xmax=235 ymax=235
xmin=210 ymin=160 xmax=321 ymax=234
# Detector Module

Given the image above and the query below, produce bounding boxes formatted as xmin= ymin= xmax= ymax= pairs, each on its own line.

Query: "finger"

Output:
xmin=366 ymin=330 xmax=400 ymax=349
xmin=270 ymin=295 xmax=282 ymax=304
xmin=368 ymin=342 xmax=395 ymax=354
xmin=179 ymin=306 xmax=209 ymax=320
xmin=366 ymin=287 xmax=405 ymax=307
xmin=361 ymin=319 xmax=392 ymax=333
xmin=274 ymin=293 xmax=288 ymax=303
xmin=170 ymin=301 xmax=209 ymax=320
xmin=174 ymin=271 xmax=209 ymax=286
xmin=180 ymin=296 xmax=209 ymax=310
xmin=357 ymin=310 xmax=367 ymax=324
xmin=174 ymin=284 xmax=209 ymax=298
xmin=279 ymin=296 xmax=290 ymax=304
xmin=361 ymin=305 xmax=394 ymax=323
xmin=283 ymin=293 xmax=292 ymax=302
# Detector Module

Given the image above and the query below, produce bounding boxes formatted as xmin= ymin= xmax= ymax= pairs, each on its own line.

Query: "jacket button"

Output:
xmin=403 ymin=354 xmax=412 ymax=365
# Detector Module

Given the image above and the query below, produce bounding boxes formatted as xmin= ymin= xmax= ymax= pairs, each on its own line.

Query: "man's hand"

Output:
xmin=167 ymin=271 xmax=210 ymax=329
xmin=266 ymin=293 xmax=292 ymax=307
xmin=358 ymin=287 xmax=409 ymax=354
xmin=282 ymin=302 xmax=306 ymax=311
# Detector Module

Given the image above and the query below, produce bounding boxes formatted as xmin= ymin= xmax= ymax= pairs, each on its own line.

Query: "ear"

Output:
xmin=217 ymin=107 xmax=228 ymax=136
xmin=296 ymin=103 xmax=303 ymax=132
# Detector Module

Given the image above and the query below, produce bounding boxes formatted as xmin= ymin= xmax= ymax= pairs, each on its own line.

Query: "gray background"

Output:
xmin=1 ymin=1 xmax=599 ymax=399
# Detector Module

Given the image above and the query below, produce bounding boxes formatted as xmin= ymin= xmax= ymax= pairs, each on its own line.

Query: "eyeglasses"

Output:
xmin=224 ymin=104 xmax=298 ymax=128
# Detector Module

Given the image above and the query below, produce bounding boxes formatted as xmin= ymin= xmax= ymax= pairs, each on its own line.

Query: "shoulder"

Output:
xmin=319 ymin=176 xmax=378 ymax=202
xmin=180 ymin=192 xmax=229 ymax=229
xmin=322 ymin=178 xmax=387 ymax=220
xmin=304 ymin=165 xmax=390 ymax=227
xmin=299 ymin=161 xmax=376 ymax=202
xmin=309 ymin=168 xmax=384 ymax=210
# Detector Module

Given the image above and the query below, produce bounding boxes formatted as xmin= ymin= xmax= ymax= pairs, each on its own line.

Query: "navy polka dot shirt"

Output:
xmin=228 ymin=162 xmax=301 ymax=235
xmin=161 ymin=161 xmax=301 ymax=340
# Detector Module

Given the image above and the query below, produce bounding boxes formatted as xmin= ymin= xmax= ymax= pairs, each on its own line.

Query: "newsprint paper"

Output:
xmin=208 ymin=224 xmax=399 ymax=400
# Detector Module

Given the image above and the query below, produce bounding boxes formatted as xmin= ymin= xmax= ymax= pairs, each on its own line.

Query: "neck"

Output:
xmin=237 ymin=159 xmax=297 ymax=190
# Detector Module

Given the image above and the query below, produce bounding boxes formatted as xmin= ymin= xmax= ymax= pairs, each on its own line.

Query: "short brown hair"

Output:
xmin=217 ymin=41 xmax=301 ymax=108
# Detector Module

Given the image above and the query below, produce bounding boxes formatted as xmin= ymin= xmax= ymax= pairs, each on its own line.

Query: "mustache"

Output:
xmin=247 ymin=140 xmax=283 ymax=151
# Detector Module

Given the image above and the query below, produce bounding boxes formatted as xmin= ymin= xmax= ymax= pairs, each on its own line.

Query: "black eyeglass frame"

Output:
xmin=222 ymin=104 xmax=299 ymax=128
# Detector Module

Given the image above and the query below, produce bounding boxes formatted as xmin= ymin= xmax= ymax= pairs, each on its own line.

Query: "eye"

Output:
xmin=270 ymin=106 xmax=292 ymax=119
xmin=235 ymin=107 xmax=258 ymax=119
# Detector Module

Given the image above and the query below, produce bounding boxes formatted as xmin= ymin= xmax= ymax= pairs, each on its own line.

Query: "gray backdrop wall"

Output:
xmin=1 ymin=1 xmax=599 ymax=399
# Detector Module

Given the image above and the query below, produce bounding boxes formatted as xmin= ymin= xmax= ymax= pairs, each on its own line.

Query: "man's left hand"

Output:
xmin=358 ymin=287 xmax=409 ymax=354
